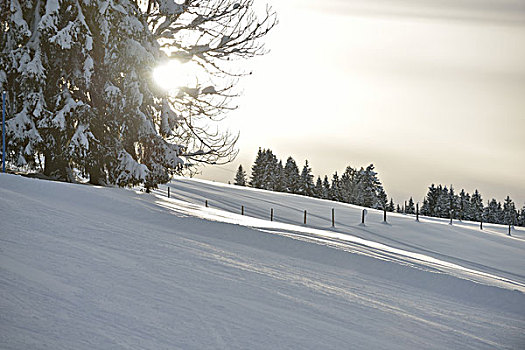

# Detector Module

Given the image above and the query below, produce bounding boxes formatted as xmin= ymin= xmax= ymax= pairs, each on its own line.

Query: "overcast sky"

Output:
xmin=195 ymin=0 xmax=525 ymax=206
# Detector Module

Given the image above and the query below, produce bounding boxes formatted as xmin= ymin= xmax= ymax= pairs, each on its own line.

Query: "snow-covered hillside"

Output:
xmin=1 ymin=174 xmax=524 ymax=349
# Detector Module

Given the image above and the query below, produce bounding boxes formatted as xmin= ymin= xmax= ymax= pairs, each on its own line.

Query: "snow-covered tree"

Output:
xmin=298 ymin=160 xmax=314 ymax=196
xmin=377 ymin=187 xmax=388 ymax=210
xmin=354 ymin=164 xmax=382 ymax=208
xmin=273 ymin=160 xmax=285 ymax=192
xmin=436 ymin=185 xmax=450 ymax=218
xmin=329 ymin=171 xmax=342 ymax=202
xmin=249 ymin=148 xmax=265 ymax=188
xmin=470 ymin=189 xmax=483 ymax=221
xmin=339 ymin=166 xmax=357 ymax=203
xmin=484 ymin=199 xmax=502 ymax=224
xmin=249 ymin=148 xmax=279 ymax=190
xmin=518 ymin=205 xmax=525 ymax=227
xmin=313 ymin=176 xmax=323 ymax=198
xmin=283 ymin=156 xmax=300 ymax=194
xmin=406 ymin=197 xmax=415 ymax=214
xmin=458 ymin=189 xmax=470 ymax=221
xmin=387 ymin=198 xmax=395 ymax=212
xmin=234 ymin=164 xmax=247 ymax=186
xmin=503 ymin=196 xmax=517 ymax=226
xmin=420 ymin=198 xmax=430 ymax=216
xmin=322 ymin=175 xmax=330 ymax=199
xmin=423 ymin=184 xmax=439 ymax=216
xmin=1 ymin=0 xmax=276 ymax=188
xmin=448 ymin=185 xmax=459 ymax=218
xmin=264 ymin=150 xmax=280 ymax=190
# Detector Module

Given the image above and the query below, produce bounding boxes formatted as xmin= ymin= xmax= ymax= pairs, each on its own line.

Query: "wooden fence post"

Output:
xmin=383 ymin=208 xmax=387 ymax=223
xmin=362 ymin=209 xmax=365 ymax=224
xmin=304 ymin=210 xmax=307 ymax=225
xmin=167 ymin=187 xmax=170 ymax=198
xmin=205 ymin=200 xmax=208 ymax=208
xmin=270 ymin=208 xmax=273 ymax=222
xmin=241 ymin=205 xmax=244 ymax=215
xmin=332 ymin=208 xmax=335 ymax=227
xmin=416 ymin=203 xmax=419 ymax=221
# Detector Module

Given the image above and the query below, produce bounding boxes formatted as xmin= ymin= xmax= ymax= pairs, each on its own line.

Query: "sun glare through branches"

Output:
xmin=153 ymin=60 xmax=201 ymax=92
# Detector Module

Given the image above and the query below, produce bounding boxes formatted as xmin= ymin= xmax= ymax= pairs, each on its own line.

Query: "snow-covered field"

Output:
xmin=1 ymin=174 xmax=524 ymax=349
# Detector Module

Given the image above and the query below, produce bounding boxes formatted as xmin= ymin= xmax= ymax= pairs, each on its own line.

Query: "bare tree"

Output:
xmin=147 ymin=0 xmax=277 ymax=171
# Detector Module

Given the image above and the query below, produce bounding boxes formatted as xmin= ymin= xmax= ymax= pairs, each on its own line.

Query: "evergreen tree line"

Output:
xmin=234 ymin=148 xmax=389 ymax=210
xmin=234 ymin=149 xmax=525 ymax=227
xmin=420 ymin=184 xmax=525 ymax=227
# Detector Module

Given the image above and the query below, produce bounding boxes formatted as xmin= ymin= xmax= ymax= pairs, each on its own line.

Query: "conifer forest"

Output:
xmin=237 ymin=148 xmax=525 ymax=227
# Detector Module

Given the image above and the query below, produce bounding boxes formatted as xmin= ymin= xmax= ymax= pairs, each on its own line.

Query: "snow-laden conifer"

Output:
xmin=283 ymin=156 xmax=300 ymax=194
xmin=484 ymin=199 xmax=502 ymax=223
xmin=1 ymin=0 xmax=276 ymax=188
xmin=406 ymin=197 xmax=415 ymax=214
xmin=470 ymin=189 xmax=483 ymax=221
xmin=322 ymin=175 xmax=330 ymax=199
xmin=234 ymin=164 xmax=247 ymax=186
xmin=329 ymin=172 xmax=342 ymax=202
xmin=503 ymin=196 xmax=517 ymax=227
xmin=249 ymin=148 xmax=265 ymax=189
xmin=458 ymin=189 xmax=471 ymax=221
xmin=313 ymin=176 xmax=323 ymax=198
xmin=298 ymin=160 xmax=314 ymax=196
xmin=387 ymin=198 xmax=395 ymax=212
xmin=377 ymin=187 xmax=388 ymax=210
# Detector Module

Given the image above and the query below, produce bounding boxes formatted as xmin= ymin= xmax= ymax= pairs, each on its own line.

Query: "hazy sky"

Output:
xmin=195 ymin=0 xmax=525 ymax=206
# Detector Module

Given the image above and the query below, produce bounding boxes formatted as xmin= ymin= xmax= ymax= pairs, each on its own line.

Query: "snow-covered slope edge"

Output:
xmin=1 ymin=174 xmax=524 ymax=349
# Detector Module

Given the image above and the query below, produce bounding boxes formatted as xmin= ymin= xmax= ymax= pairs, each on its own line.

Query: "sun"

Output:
xmin=153 ymin=60 xmax=197 ymax=92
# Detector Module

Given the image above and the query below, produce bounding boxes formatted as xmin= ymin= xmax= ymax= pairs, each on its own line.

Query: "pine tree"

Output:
xmin=518 ymin=206 xmax=525 ymax=227
xmin=396 ymin=204 xmax=402 ymax=213
xmin=250 ymin=148 xmax=265 ymax=188
xmin=340 ymin=166 xmax=357 ymax=203
xmin=470 ymin=189 xmax=483 ymax=221
xmin=458 ymin=189 xmax=470 ymax=221
xmin=283 ymin=156 xmax=300 ymax=194
xmin=448 ymin=185 xmax=459 ymax=219
xmin=298 ymin=160 xmax=314 ymax=196
xmin=406 ymin=197 xmax=415 ymax=214
xmin=354 ymin=164 xmax=382 ymax=208
xmin=496 ymin=201 xmax=504 ymax=224
xmin=421 ymin=198 xmax=430 ymax=216
xmin=1 ymin=0 xmax=276 ymax=187
xmin=322 ymin=175 xmax=331 ymax=199
xmin=274 ymin=160 xmax=285 ymax=192
xmin=387 ymin=198 xmax=395 ymax=212
xmin=436 ymin=185 xmax=450 ymax=218
xmin=262 ymin=149 xmax=279 ymax=191
xmin=424 ymin=184 xmax=439 ymax=217
xmin=234 ymin=165 xmax=247 ymax=186
xmin=314 ymin=176 xmax=323 ymax=198
xmin=329 ymin=172 xmax=342 ymax=202
xmin=503 ymin=196 xmax=517 ymax=226
xmin=484 ymin=199 xmax=500 ymax=223
xmin=377 ymin=187 xmax=388 ymax=210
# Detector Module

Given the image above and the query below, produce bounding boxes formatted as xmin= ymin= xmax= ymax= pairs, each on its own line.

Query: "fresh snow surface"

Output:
xmin=1 ymin=174 xmax=524 ymax=349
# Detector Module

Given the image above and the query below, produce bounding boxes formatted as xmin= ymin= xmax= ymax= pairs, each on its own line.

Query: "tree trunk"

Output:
xmin=88 ymin=157 xmax=106 ymax=186
xmin=43 ymin=150 xmax=74 ymax=182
